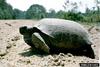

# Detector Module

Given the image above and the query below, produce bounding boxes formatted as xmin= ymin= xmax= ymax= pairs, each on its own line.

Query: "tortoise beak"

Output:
xmin=19 ymin=26 xmax=27 ymax=35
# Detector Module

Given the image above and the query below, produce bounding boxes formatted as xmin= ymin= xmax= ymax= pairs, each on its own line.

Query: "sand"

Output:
xmin=0 ymin=20 xmax=99 ymax=67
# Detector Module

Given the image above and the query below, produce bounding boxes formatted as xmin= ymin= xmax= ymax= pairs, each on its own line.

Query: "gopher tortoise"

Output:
xmin=19 ymin=18 xmax=95 ymax=59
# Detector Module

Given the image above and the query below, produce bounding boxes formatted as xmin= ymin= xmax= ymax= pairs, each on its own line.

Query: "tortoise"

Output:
xmin=19 ymin=18 xmax=95 ymax=59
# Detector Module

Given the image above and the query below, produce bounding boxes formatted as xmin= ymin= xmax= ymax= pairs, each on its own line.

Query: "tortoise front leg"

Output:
xmin=32 ymin=33 xmax=50 ymax=53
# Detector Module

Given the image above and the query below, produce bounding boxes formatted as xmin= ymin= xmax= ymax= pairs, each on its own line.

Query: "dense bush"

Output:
xmin=25 ymin=4 xmax=46 ymax=19
xmin=0 ymin=0 xmax=13 ymax=19
xmin=13 ymin=9 xmax=25 ymax=19
xmin=0 ymin=0 xmax=100 ymax=23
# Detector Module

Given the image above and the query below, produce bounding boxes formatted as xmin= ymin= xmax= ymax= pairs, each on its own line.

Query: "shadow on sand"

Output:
xmin=19 ymin=46 xmax=95 ymax=59
xmin=19 ymin=47 xmax=48 ymax=57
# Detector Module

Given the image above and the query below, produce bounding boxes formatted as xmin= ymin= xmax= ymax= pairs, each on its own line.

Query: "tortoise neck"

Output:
xmin=33 ymin=27 xmax=42 ymax=33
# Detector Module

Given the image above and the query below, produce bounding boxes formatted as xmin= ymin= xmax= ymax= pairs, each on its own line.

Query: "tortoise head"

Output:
xmin=19 ymin=26 xmax=44 ymax=41
xmin=19 ymin=26 xmax=33 ymax=35
xmin=19 ymin=26 xmax=43 ymax=43
xmin=19 ymin=26 xmax=34 ymax=46
xmin=19 ymin=26 xmax=27 ymax=35
xmin=19 ymin=26 xmax=50 ymax=53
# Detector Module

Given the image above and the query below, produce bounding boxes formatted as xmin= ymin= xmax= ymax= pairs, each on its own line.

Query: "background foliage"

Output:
xmin=0 ymin=0 xmax=100 ymax=23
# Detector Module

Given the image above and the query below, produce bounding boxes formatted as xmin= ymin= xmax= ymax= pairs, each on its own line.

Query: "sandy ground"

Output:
xmin=0 ymin=20 xmax=99 ymax=67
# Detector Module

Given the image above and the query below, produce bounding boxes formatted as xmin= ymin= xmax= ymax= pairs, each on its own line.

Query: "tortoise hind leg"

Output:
xmin=83 ymin=45 xmax=95 ymax=59
xmin=32 ymin=33 xmax=50 ymax=53
xmin=86 ymin=45 xmax=95 ymax=59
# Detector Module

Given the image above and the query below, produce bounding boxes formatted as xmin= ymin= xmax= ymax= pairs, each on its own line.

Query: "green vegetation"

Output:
xmin=0 ymin=0 xmax=100 ymax=23
xmin=13 ymin=9 xmax=26 ymax=19
xmin=26 ymin=4 xmax=46 ymax=19
xmin=0 ymin=0 xmax=13 ymax=19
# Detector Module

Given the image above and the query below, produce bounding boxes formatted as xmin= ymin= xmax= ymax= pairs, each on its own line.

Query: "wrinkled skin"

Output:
xmin=19 ymin=18 xmax=95 ymax=59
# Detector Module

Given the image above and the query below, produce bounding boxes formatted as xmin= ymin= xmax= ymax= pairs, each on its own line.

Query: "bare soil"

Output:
xmin=0 ymin=20 xmax=99 ymax=67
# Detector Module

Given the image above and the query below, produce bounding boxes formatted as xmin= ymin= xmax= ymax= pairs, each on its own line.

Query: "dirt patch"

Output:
xmin=0 ymin=20 xmax=99 ymax=67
